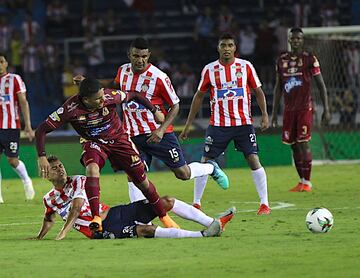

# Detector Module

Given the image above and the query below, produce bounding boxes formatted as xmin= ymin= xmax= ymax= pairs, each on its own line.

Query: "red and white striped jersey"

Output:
xmin=197 ymin=58 xmax=261 ymax=127
xmin=115 ymin=63 xmax=180 ymax=137
xmin=0 ymin=73 xmax=26 ymax=129
xmin=43 ymin=175 xmax=109 ymax=239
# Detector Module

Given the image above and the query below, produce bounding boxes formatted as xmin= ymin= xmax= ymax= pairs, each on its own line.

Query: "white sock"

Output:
xmin=303 ymin=180 xmax=312 ymax=187
xmin=128 ymin=181 xmax=146 ymax=202
xmin=171 ymin=199 xmax=213 ymax=227
xmin=188 ymin=162 xmax=213 ymax=179
xmin=12 ymin=160 xmax=31 ymax=184
xmin=154 ymin=227 xmax=203 ymax=238
xmin=251 ymin=167 xmax=269 ymax=206
xmin=193 ymin=175 xmax=209 ymax=205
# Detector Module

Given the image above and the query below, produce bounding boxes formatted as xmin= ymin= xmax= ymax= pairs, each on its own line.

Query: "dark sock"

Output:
xmin=302 ymin=152 xmax=313 ymax=182
xmin=85 ymin=177 xmax=100 ymax=217
xmin=293 ymin=150 xmax=303 ymax=180
xmin=138 ymin=180 xmax=166 ymax=217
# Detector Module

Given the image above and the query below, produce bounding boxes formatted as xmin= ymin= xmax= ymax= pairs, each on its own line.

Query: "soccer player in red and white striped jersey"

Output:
xmin=180 ymin=34 xmax=271 ymax=215
xmin=33 ymin=156 xmax=235 ymax=240
xmin=0 ymin=53 xmax=35 ymax=203
xmin=110 ymin=38 xmax=229 ymax=204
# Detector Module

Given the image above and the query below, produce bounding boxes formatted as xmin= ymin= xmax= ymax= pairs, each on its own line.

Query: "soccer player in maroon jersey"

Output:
xmin=271 ymin=28 xmax=331 ymax=192
xmin=31 ymin=155 xmax=235 ymax=240
xmin=0 ymin=53 xmax=35 ymax=203
xmin=35 ymin=77 xmax=179 ymax=232
xmin=180 ymin=34 xmax=271 ymax=215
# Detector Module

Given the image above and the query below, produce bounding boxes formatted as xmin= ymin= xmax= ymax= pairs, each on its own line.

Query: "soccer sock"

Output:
xmin=188 ymin=162 xmax=214 ymax=179
xmin=171 ymin=199 xmax=213 ymax=227
xmin=85 ymin=177 xmax=100 ymax=217
xmin=302 ymin=151 xmax=313 ymax=184
xmin=193 ymin=175 xmax=209 ymax=205
xmin=139 ymin=180 xmax=166 ymax=217
xmin=292 ymin=150 xmax=303 ymax=181
xmin=251 ymin=167 xmax=269 ymax=206
xmin=154 ymin=227 xmax=202 ymax=238
xmin=12 ymin=160 xmax=31 ymax=184
xmin=128 ymin=181 xmax=146 ymax=202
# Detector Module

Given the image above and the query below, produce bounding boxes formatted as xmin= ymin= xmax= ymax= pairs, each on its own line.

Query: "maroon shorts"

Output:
xmin=282 ymin=109 xmax=313 ymax=145
xmin=81 ymin=133 xmax=146 ymax=184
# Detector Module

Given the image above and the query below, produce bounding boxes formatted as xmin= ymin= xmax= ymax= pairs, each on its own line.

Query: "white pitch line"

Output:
xmin=0 ymin=222 xmax=40 ymax=227
xmin=229 ymin=201 xmax=295 ymax=212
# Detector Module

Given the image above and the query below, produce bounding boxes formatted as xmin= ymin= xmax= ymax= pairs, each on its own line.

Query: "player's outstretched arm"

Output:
xmin=179 ymin=90 xmax=205 ymax=141
xmin=254 ymin=87 xmax=269 ymax=131
xmin=271 ymin=73 xmax=283 ymax=128
xmin=55 ymin=198 xmax=84 ymax=240
xmin=35 ymin=122 xmax=56 ymax=178
xmin=314 ymin=73 xmax=331 ymax=125
xmin=17 ymin=92 xmax=34 ymax=141
xmin=29 ymin=212 xmax=56 ymax=240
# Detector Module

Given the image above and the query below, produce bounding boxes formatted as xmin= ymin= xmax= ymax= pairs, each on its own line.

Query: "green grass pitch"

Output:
xmin=0 ymin=164 xmax=359 ymax=277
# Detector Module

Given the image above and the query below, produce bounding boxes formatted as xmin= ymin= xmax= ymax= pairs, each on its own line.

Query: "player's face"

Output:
xmin=0 ymin=56 xmax=8 ymax=75
xmin=128 ymin=47 xmax=150 ymax=73
xmin=218 ymin=39 xmax=236 ymax=61
xmin=82 ymin=88 xmax=105 ymax=111
xmin=48 ymin=160 xmax=67 ymax=185
xmin=289 ymin=32 xmax=304 ymax=51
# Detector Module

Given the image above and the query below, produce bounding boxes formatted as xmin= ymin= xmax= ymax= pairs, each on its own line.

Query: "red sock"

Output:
xmin=85 ymin=177 xmax=100 ymax=217
xmin=302 ymin=152 xmax=312 ymax=181
xmin=138 ymin=180 xmax=166 ymax=217
xmin=293 ymin=150 xmax=303 ymax=180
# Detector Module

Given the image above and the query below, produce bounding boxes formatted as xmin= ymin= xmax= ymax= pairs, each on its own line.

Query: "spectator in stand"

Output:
xmin=320 ymin=0 xmax=339 ymax=27
xmin=103 ymin=9 xmax=122 ymax=36
xmin=238 ymin=24 xmax=257 ymax=62
xmin=21 ymin=14 xmax=41 ymax=43
xmin=10 ymin=31 xmax=23 ymax=76
xmin=345 ymin=42 xmax=360 ymax=87
xmin=0 ymin=16 xmax=12 ymax=57
xmin=73 ymin=58 xmax=87 ymax=77
xmin=172 ymin=62 xmax=196 ymax=98
xmin=83 ymin=32 xmax=104 ymax=77
xmin=336 ymin=89 xmax=357 ymax=127
xmin=293 ymin=0 xmax=311 ymax=27
xmin=46 ymin=0 xmax=68 ymax=30
xmin=62 ymin=64 xmax=78 ymax=99
xmin=216 ymin=4 xmax=234 ymax=35
xmin=273 ymin=19 xmax=290 ymax=54
xmin=181 ymin=0 xmax=198 ymax=15
xmin=82 ymin=12 xmax=104 ymax=36
xmin=131 ymin=0 xmax=155 ymax=34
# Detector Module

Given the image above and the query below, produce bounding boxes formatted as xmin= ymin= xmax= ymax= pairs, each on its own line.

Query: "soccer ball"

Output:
xmin=305 ymin=208 xmax=334 ymax=233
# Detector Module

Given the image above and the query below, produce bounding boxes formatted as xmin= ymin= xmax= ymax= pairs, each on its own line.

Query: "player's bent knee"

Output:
xmin=7 ymin=157 xmax=19 ymax=168
xmin=86 ymin=163 xmax=100 ymax=177
xmin=136 ymin=225 xmax=156 ymax=238
xmin=173 ymin=166 xmax=190 ymax=180
xmin=161 ymin=195 xmax=174 ymax=211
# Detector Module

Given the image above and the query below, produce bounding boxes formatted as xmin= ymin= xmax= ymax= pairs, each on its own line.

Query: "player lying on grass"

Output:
xmin=32 ymin=155 xmax=236 ymax=240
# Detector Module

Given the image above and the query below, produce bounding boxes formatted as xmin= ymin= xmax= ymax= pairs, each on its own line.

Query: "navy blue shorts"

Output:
xmin=0 ymin=129 xmax=20 ymax=157
xmin=102 ymin=200 xmax=156 ymax=239
xmin=203 ymin=125 xmax=259 ymax=158
xmin=131 ymin=132 xmax=186 ymax=169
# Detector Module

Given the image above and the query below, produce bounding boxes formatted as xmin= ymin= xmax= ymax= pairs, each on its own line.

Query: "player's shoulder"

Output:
xmin=237 ymin=57 xmax=253 ymax=66
xmin=149 ymin=64 xmax=168 ymax=79
xmin=118 ymin=63 xmax=131 ymax=72
xmin=61 ymin=94 xmax=82 ymax=113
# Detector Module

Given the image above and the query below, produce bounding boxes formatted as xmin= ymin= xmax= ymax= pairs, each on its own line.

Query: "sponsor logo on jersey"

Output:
xmin=216 ymin=88 xmax=244 ymax=100
xmin=78 ymin=115 xmax=86 ymax=121
xmin=288 ymin=67 xmax=298 ymax=74
xmin=0 ymin=95 xmax=10 ymax=103
xmin=289 ymin=61 xmax=297 ymax=67
xmin=284 ymin=77 xmax=302 ymax=93
xmin=49 ymin=111 xmax=61 ymax=122
xmin=90 ymin=142 xmax=101 ymax=152
xmin=221 ymin=81 xmax=237 ymax=89
xmin=88 ymin=112 xmax=99 ymax=119
xmin=88 ymin=123 xmax=111 ymax=137
xmin=126 ymin=101 xmax=147 ymax=111
xmin=67 ymin=102 xmax=79 ymax=112
xmin=205 ymin=136 xmax=213 ymax=145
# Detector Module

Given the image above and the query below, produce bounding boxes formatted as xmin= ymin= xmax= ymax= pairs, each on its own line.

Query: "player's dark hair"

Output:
xmin=47 ymin=155 xmax=59 ymax=163
xmin=290 ymin=27 xmax=303 ymax=34
xmin=130 ymin=37 xmax=149 ymax=50
xmin=0 ymin=52 xmax=7 ymax=60
xmin=218 ymin=33 xmax=237 ymax=44
xmin=79 ymin=77 xmax=101 ymax=98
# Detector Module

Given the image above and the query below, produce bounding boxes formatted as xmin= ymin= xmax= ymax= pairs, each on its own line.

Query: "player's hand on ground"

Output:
xmin=261 ymin=113 xmax=269 ymax=131
xmin=38 ymin=156 xmax=50 ymax=178
xmin=271 ymin=116 xmax=278 ymax=128
xmin=26 ymin=236 xmax=41 ymax=240
xmin=154 ymin=110 xmax=165 ymax=124
xmin=321 ymin=109 xmax=331 ymax=126
xmin=24 ymin=126 xmax=35 ymax=142
xmin=73 ymin=75 xmax=85 ymax=85
xmin=178 ymin=126 xmax=190 ymax=142
xmin=55 ymin=232 xmax=66 ymax=241
xmin=146 ymin=129 xmax=164 ymax=143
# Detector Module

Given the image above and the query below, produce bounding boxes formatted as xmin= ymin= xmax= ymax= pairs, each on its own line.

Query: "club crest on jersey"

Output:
xmin=235 ymin=71 xmax=243 ymax=78
xmin=284 ymin=77 xmax=302 ymax=93
xmin=282 ymin=61 xmax=288 ymax=68
xmin=216 ymin=88 xmax=244 ymax=100
xmin=126 ymin=101 xmax=147 ymax=111
xmin=4 ymin=81 xmax=9 ymax=88
xmin=141 ymin=83 xmax=149 ymax=92
xmin=57 ymin=107 xmax=64 ymax=114
xmin=102 ymin=107 xmax=109 ymax=116
xmin=297 ymin=59 xmax=303 ymax=67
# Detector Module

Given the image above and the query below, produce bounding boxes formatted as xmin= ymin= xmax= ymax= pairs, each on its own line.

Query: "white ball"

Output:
xmin=305 ymin=207 xmax=334 ymax=233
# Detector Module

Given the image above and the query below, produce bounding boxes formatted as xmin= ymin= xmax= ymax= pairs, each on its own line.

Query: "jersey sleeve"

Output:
xmin=45 ymin=105 xmax=69 ymax=129
xmin=43 ymin=197 xmax=55 ymax=216
xmin=105 ymin=89 xmax=127 ymax=104
xmin=114 ymin=66 xmax=123 ymax=84
xmin=197 ymin=65 xmax=211 ymax=93
xmin=246 ymin=62 xmax=262 ymax=89
xmin=157 ymin=75 xmax=180 ymax=105
xmin=72 ymin=176 xmax=87 ymax=200
xmin=13 ymin=75 xmax=26 ymax=94
xmin=310 ymin=54 xmax=321 ymax=76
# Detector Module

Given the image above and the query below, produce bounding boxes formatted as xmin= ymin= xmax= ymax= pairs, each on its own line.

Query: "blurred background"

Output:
xmin=1 ymin=0 xmax=359 ymax=177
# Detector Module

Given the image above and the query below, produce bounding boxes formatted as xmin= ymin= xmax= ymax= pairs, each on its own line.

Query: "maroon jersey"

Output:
xmin=45 ymin=89 xmax=127 ymax=143
xmin=276 ymin=51 xmax=321 ymax=112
